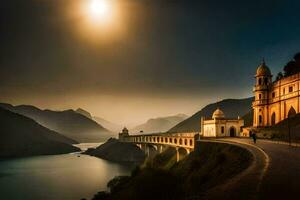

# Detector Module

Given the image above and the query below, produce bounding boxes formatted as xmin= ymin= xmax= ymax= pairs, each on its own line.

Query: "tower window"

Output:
xmin=289 ymin=86 xmax=293 ymax=93
xmin=283 ymin=88 xmax=285 ymax=94
xmin=259 ymin=94 xmax=262 ymax=99
xmin=264 ymin=78 xmax=268 ymax=85
xmin=272 ymin=92 xmax=275 ymax=98
xmin=221 ymin=126 xmax=224 ymax=134
xmin=258 ymin=78 xmax=262 ymax=85
xmin=259 ymin=115 xmax=263 ymax=124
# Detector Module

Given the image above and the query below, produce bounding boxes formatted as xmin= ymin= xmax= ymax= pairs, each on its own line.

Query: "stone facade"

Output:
xmin=201 ymin=108 xmax=244 ymax=137
xmin=253 ymin=61 xmax=299 ymax=127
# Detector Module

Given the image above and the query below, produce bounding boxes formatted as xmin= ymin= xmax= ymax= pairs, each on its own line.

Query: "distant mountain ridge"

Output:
xmin=0 ymin=107 xmax=80 ymax=158
xmin=0 ymin=103 xmax=114 ymax=143
xmin=168 ymin=97 xmax=254 ymax=133
xmin=76 ymin=108 xmax=93 ymax=119
xmin=130 ymin=114 xmax=188 ymax=134
xmin=93 ymin=116 xmax=123 ymax=133
xmin=75 ymin=108 xmax=123 ymax=133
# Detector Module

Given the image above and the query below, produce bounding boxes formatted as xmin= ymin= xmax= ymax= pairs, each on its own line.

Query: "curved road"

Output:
xmin=203 ymin=138 xmax=300 ymax=200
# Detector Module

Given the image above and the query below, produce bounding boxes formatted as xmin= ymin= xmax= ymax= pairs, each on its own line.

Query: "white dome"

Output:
xmin=212 ymin=108 xmax=225 ymax=119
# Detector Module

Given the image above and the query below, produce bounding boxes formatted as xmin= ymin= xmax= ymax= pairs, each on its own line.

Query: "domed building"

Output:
xmin=253 ymin=60 xmax=300 ymax=127
xmin=200 ymin=108 xmax=244 ymax=137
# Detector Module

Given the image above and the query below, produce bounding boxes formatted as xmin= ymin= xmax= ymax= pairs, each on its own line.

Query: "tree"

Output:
xmin=282 ymin=52 xmax=300 ymax=77
xmin=276 ymin=72 xmax=283 ymax=81
xmin=294 ymin=52 xmax=300 ymax=62
xmin=283 ymin=61 xmax=296 ymax=76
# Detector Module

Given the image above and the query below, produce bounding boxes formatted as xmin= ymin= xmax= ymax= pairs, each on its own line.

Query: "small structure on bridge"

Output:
xmin=201 ymin=108 xmax=244 ymax=137
xmin=118 ymin=127 xmax=129 ymax=141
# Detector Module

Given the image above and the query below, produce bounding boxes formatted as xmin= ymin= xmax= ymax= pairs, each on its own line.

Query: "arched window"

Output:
xmin=288 ymin=107 xmax=296 ymax=118
xmin=190 ymin=139 xmax=193 ymax=146
xmin=264 ymin=77 xmax=268 ymax=85
xmin=259 ymin=115 xmax=263 ymax=125
xmin=258 ymin=78 xmax=262 ymax=85
xmin=184 ymin=139 xmax=187 ymax=145
xmin=271 ymin=112 xmax=276 ymax=126
xmin=179 ymin=139 xmax=182 ymax=145
xmin=161 ymin=137 xmax=163 ymax=142
xmin=174 ymin=139 xmax=177 ymax=144
xmin=169 ymin=138 xmax=172 ymax=143
xmin=165 ymin=138 xmax=168 ymax=143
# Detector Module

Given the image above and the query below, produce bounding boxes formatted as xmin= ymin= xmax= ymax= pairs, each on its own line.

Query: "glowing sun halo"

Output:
xmin=88 ymin=0 xmax=112 ymax=22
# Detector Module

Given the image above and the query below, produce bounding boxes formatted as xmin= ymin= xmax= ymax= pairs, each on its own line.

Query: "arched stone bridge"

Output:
xmin=119 ymin=132 xmax=198 ymax=162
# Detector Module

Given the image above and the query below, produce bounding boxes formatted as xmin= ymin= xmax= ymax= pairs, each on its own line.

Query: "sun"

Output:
xmin=88 ymin=0 xmax=112 ymax=23
xmin=90 ymin=0 xmax=109 ymax=18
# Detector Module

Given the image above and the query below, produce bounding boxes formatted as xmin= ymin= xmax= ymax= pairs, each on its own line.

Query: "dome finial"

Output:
xmin=256 ymin=58 xmax=271 ymax=77
xmin=262 ymin=57 xmax=265 ymax=64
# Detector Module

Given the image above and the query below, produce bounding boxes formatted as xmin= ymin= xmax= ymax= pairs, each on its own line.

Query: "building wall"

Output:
xmin=203 ymin=121 xmax=216 ymax=137
xmin=203 ymin=119 xmax=244 ymax=137
xmin=253 ymin=73 xmax=300 ymax=127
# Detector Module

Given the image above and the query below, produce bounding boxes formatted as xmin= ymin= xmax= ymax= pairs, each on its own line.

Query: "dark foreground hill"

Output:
xmin=0 ymin=103 xmax=113 ymax=143
xmin=0 ymin=107 xmax=80 ymax=158
xmin=84 ymin=138 xmax=145 ymax=164
xmin=91 ymin=141 xmax=252 ymax=200
xmin=169 ymin=97 xmax=254 ymax=132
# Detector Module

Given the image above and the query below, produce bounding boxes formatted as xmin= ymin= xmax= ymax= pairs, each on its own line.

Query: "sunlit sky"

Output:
xmin=1 ymin=0 xmax=300 ymax=126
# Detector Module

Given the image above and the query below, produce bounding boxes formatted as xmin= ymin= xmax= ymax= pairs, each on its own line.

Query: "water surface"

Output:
xmin=0 ymin=143 xmax=132 ymax=200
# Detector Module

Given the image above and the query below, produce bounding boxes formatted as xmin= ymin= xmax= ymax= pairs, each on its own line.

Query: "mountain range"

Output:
xmin=0 ymin=103 xmax=114 ymax=142
xmin=0 ymin=107 xmax=80 ymax=158
xmin=168 ymin=97 xmax=254 ymax=133
xmin=130 ymin=114 xmax=188 ymax=134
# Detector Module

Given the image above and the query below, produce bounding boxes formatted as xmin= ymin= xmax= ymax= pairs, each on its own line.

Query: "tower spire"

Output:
xmin=262 ymin=57 xmax=265 ymax=65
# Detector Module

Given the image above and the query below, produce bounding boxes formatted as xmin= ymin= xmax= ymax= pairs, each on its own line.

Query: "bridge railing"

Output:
xmin=122 ymin=132 xmax=198 ymax=149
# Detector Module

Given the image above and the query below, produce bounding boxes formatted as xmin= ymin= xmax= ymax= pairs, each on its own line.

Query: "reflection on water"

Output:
xmin=0 ymin=143 xmax=133 ymax=200
xmin=74 ymin=143 xmax=103 ymax=151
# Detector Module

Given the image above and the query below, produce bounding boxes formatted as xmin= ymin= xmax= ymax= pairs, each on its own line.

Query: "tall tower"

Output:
xmin=253 ymin=60 xmax=272 ymax=127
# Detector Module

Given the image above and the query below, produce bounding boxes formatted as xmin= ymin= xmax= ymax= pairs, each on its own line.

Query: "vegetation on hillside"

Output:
xmin=89 ymin=142 xmax=253 ymax=200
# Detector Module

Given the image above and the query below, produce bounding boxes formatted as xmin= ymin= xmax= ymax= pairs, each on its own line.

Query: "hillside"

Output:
xmin=92 ymin=141 xmax=252 ymax=200
xmin=84 ymin=138 xmax=145 ymax=164
xmin=76 ymin=108 xmax=93 ymax=119
xmin=93 ymin=116 xmax=123 ymax=133
xmin=169 ymin=97 xmax=254 ymax=132
xmin=0 ymin=107 xmax=80 ymax=158
xmin=242 ymin=110 xmax=254 ymax=127
xmin=0 ymin=103 xmax=114 ymax=143
xmin=75 ymin=108 xmax=122 ymax=133
xmin=131 ymin=114 xmax=188 ymax=134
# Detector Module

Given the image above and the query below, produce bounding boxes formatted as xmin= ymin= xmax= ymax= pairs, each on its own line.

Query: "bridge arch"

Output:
xmin=177 ymin=147 xmax=189 ymax=162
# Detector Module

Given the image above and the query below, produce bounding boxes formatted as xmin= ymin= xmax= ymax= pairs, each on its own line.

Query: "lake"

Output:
xmin=0 ymin=143 xmax=133 ymax=200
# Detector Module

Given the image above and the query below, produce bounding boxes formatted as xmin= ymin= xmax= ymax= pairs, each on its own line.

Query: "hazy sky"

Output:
xmin=1 ymin=0 xmax=300 ymax=126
